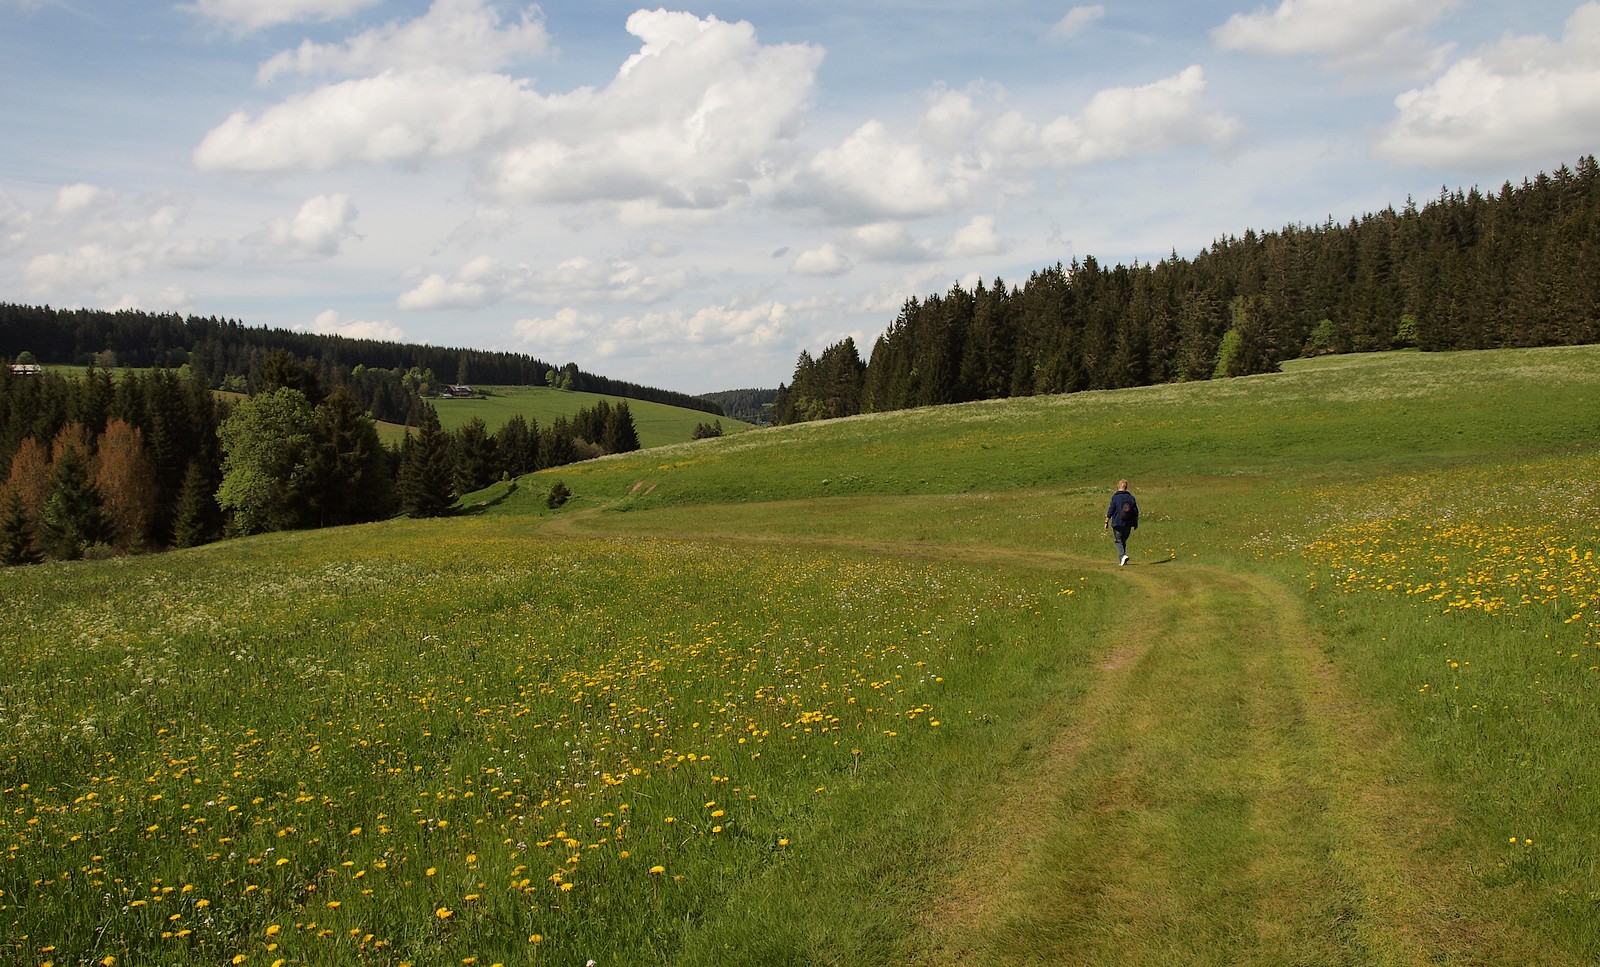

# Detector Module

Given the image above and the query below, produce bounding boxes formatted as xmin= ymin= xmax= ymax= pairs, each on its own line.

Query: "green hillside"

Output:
xmin=378 ymin=384 xmax=752 ymax=447
xmin=6 ymin=346 xmax=1599 ymax=966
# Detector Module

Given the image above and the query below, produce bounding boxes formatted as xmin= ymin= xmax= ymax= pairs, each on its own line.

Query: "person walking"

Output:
xmin=1104 ymin=479 xmax=1139 ymax=566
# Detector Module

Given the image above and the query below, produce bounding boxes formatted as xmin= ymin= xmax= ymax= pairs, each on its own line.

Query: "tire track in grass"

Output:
xmin=551 ymin=507 xmax=1574 ymax=964
xmin=917 ymin=563 xmax=1578 ymax=967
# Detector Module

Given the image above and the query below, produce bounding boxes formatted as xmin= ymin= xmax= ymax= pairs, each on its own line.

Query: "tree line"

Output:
xmin=772 ymin=155 xmax=1600 ymax=423
xmin=0 ymin=304 xmax=724 ymax=417
xmin=1 ymin=351 xmax=640 ymax=564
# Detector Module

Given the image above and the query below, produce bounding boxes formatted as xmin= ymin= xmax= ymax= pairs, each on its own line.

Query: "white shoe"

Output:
xmin=1120 ymin=555 xmax=1129 ymax=566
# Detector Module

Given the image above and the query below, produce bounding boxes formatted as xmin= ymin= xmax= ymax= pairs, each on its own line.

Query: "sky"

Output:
xmin=2 ymin=1 xmax=1596 ymax=394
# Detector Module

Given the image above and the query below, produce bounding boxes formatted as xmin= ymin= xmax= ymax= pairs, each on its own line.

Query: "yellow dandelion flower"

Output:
xmin=233 ymin=956 xmax=247 ymax=965
xmin=436 ymin=907 xmax=453 ymax=919
xmin=649 ymin=865 xmax=665 ymax=875
xmin=326 ymin=901 xmax=340 ymax=909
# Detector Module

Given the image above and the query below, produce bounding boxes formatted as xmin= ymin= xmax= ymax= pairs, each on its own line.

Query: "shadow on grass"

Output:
xmin=459 ymin=481 xmax=518 ymax=515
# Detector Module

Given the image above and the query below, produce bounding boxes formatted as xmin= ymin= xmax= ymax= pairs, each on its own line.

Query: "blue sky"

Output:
xmin=2 ymin=1 xmax=1596 ymax=393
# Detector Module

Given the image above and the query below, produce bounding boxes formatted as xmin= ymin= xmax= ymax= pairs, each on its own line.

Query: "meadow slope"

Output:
xmin=4 ymin=347 xmax=1598 ymax=966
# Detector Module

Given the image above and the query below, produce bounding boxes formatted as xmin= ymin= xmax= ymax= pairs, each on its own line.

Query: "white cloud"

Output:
xmin=304 ymin=308 xmax=405 ymax=342
xmin=943 ymin=214 xmax=1004 ymax=259
xmin=54 ymin=182 xmax=115 ymax=217
xmin=796 ymin=119 xmax=982 ymax=221
xmin=184 ymin=0 xmax=383 ymax=32
xmin=1051 ymin=5 xmax=1105 ymax=40
xmin=1376 ymin=3 xmax=1600 ymax=169
xmin=791 ymin=70 xmax=1237 ymax=224
xmin=481 ymin=11 xmax=822 ymax=209
xmin=1212 ymin=0 xmax=1459 ymax=72
xmin=195 ymin=8 xmax=821 ymax=218
xmin=160 ymin=238 xmax=231 ymax=269
xmin=513 ymin=306 xmax=600 ymax=349
xmin=25 ymin=244 xmax=149 ymax=297
xmin=0 ymin=190 xmax=29 ymax=255
xmin=397 ymin=253 xmax=510 ymax=311
xmin=790 ymin=243 xmax=852 ymax=277
xmin=515 ymin=298 xmax=788 ymax=353
xmin=109 ymin=286 xmax=195 ymax=315
xmin=194 ymin=69 xmax=532 ymax=171
xmin=258 ymin=0 xmax=548 ymax=82
xmin=434 ymin=205 xmax=516 ymax=254
xmin=18 ymin=191 xmax=226 ymax=299
xmin=250 ymin=193 xmax=359 ymax=260
xmin=849 ymin=222 xmax=928 ymax=262
xmin=398 ymin=251 xmax=697 ymax=310
xmin=851 ymin=267 xmax=963 ymax=316
xmin=1040 ymin=66 xmax=1241 ymax=164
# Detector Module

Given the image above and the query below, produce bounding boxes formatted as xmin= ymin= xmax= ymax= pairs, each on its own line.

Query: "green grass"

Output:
xmin=411 ymin=385 xmax=753 ymax=449
xmin=5 ymin=346 xmax=1600 ymax=965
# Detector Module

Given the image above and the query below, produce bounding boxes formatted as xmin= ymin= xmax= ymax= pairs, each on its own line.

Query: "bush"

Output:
xmin=546 ymin=480 xmax=571 ymax=509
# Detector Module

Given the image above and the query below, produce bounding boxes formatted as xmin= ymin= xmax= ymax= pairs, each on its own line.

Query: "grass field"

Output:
xmin=4 ymin=346 xmax=1599 ymax=966
xmin=391 ymin=385 xmax=754 ymax=449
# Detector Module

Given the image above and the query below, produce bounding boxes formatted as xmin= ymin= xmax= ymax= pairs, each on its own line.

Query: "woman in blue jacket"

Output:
xmin=1104 ymin=479 xmax=1138 ymax=566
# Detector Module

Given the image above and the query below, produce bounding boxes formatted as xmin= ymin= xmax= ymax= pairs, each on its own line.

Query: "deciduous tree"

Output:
xmin=94 ymin=419 xmax=157 ymax=551
xmin=216 ymin=387 xmax=317 ymax=535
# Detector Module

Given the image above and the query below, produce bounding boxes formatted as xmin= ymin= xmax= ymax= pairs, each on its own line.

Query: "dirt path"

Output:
xmin=914 ymin=561 xmax=1571 ymax=967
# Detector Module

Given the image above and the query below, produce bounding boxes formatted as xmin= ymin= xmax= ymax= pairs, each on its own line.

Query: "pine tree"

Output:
xmin=1 ymin=490 xmax=40 ymax=565
xmin=451 ymin=417 xmax=498 ymax=494
xmin=397 ymin=403 xmax=454 ymax=517
xmin=170 ymin=458 xmax=220 ymax=549
xmin=38 ymin=445 xmax=109 ymax=560
xmin=601 ymin=401 xmax=640 ymax=454
xmin=309 ymin=386 xmax=396 ymax=526
xmin=494 ymin=414 xmax=537 ymax=477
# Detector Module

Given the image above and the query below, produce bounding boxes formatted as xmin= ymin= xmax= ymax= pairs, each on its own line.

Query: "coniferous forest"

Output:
xmin=772 ymin=156 xmax=1600 ymax=423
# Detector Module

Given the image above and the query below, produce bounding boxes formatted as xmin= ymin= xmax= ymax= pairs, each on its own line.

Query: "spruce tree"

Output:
xmin=601 ymin=401 xmax=640 ymax=454
xmin=38 ymin=445 xmax=109 ymax=560
xmin=1 ymin=490 xmax=40 ymax=565
xmin=170 ymin=458 xmax=220 ymax=549
xmin=397 ymin=403 xmax=454 ymax=518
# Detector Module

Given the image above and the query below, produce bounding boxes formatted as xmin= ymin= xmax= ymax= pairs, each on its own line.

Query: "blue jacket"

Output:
xmin=1107 ymin=491 xmax=1138 ymax=529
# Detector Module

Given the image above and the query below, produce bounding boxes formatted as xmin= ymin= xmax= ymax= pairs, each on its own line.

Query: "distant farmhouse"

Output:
xmin=439 ymin=384 xmax=476 ymax=399
xmin=9 ymin=363 xmax=42 ymax=376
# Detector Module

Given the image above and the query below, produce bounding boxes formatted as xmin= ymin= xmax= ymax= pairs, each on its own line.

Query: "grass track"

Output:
xmin=915 ymin=559 xmax=1586 ymax=966
xmin=558 ymin=497 xmax=1585 ymax=965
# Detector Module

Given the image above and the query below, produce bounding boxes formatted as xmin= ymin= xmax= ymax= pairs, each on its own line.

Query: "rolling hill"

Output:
xmin=6 ymin=346 xmax=1599 ymax=966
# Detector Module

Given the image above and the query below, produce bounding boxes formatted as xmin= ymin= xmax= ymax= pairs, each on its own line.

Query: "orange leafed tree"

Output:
xmin=4 ymin=437 xmax=52 ymax=536
xmin=95 ymin=419 xmax=157 ymax=551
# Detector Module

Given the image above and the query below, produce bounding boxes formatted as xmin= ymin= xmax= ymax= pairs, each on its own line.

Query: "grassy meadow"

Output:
xmin=5 ymin=346 xmax=1600 ymax=965
xmin=396 ymin=386 xmax=753 ymax=449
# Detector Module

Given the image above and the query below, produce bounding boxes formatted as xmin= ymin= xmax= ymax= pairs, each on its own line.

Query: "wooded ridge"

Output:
xmin=773 ymin=155 xmax=1600 ymax=423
